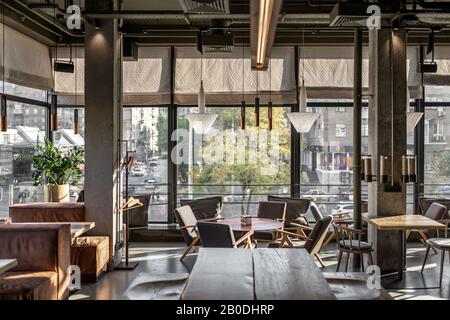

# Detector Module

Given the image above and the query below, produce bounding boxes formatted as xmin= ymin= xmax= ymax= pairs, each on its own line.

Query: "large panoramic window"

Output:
xmin=301 ymin=105 xmax=369 ymax=217
xmin=0 ymin=101 xmax=47 ymax=218
xmin=177 ymin=106 xmax=292 ymax=217
xmin=423 ymin=88 xmax=450 ymax=196
xmin=122 ymin=107 xmax=169 ymax=222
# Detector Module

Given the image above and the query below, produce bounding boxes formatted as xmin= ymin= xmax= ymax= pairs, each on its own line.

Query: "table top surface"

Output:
xmin=0 ymin=259 xmax=18 ymax=275
xmin=182 ymin=248 xmax=336 ymax=300
xmin=362 ymin=213 xmax=445 ymax=230
xmin=12 ymin=222 xmax=95 ymax=238
xmin=218 ymin=217 xmax=284 ymax=232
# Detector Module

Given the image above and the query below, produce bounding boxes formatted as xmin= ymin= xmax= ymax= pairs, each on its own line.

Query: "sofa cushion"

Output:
xmin=71 ymin=236 xmax=109 ymax=282
xmin=0 ymin=271 xmax=59 ymax=300
xmin=10 ymin=202 xmax=85 ymax=223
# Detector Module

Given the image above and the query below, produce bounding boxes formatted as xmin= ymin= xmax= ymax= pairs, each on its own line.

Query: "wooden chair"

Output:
xmin=269 ymin=215 xmax=332 ymax=268
xmin=174 ymin=205 xmax=223 ymax=261
xmin=253 ymin=201 xmax=287 ymax=242
xmin=180 ymin=196 xmax=223 ymax=220
xmin=421 ymin=238 xmax=450 ymax=288
xmin=406 ymin=203 xmax=448 ymax=253
xmin=333 ymin=222 xmax=374 ymax=272
xmin=197 ymin=221 xmax=255 ymax=249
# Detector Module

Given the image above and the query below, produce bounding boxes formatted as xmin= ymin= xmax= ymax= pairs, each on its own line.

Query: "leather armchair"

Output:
xmin=0 ymin=224 xmax=71 ymax=300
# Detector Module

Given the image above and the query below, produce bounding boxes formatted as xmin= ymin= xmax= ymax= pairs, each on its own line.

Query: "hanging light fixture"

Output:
xmin=240 ymin=33 xmax=246 ymax=130
xmin=251 ymin=0 xmax=282 ymax=70
xmin=406 ymin=33 xmax=423 ymax=133
xmin=0 ymin=1 xmax=6 ymax=132
xmin=255 ymin=70 xmax=260 ymax=127
xmin=268 ymin=59 xmax=273 ymax=131
xmin=186 ymin=51 xmax=217 ymax=134
xmin=50 ymin=1 xmax=57 ymax=132
xmin=287 ymin=30 xmax=318 ymax=133
xmin=73 ymin=43 xmax=79 ymax=135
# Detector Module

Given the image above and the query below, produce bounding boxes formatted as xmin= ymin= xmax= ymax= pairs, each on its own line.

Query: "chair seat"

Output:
xmin=0 ymin=271 xmax=58 ymax=300
xmin=427 ymin=238 xmax=450 ymax=249
xmin=339 ymin=240 xmax=372 ymax=250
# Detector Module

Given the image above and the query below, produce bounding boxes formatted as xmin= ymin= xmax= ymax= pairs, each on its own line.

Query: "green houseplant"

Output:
xmin=32 ymin=139 xmax=85 ymax=202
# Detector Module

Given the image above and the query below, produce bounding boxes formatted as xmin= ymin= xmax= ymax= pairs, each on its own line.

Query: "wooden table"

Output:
xmin=182 ymin=248 xmax=336 ymax=300
xmin=0 ymin=259 xmax=18 ymax=275
xmin=362 ymin=213 xmax=445 ymax=280
xmin=13 ymin=222 xmax=95 ymax=239
xmin=218 ymin=218 xmax=283 ymax=232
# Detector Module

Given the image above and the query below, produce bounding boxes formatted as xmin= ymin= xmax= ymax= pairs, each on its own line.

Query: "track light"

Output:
xmin=251 ymin=0 xmax=282 ymax=70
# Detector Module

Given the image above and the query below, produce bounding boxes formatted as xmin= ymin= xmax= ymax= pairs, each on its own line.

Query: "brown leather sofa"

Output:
xmin=0 ymin=224 xmax=70 ymax=300
xmin=10 ymin=203 xmax=109 ymax=282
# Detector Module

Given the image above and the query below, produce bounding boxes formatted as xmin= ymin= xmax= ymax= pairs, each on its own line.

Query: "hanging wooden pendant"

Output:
xmin=255 ymin=97 xmax=260 ymax=127
xmin=73 ymin=109 xmax=79 ymax=134
xmin=50 ymin=94 xmax=58 ymax=131
xmin=0 ymin=95 xmax=7 ymax=132
xmin=268 ymin=101 xmax=273 ymax=131
xmin=240 ymin=101 xmax=246 ymax=130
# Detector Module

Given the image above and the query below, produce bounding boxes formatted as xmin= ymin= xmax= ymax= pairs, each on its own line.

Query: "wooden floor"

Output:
xmin=70 ymin=242 xmax=450 ymax=300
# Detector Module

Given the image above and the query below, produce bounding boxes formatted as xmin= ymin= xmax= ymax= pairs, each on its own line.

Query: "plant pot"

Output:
xmin=44 ymin=184 xmax=70 ymax=203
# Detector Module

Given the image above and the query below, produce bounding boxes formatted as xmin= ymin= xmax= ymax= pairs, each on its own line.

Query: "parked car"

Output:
xmin=131 ymin=168 xmax=144 ymax=177
xmin=435 ymin=185 xmax=450 ymax=194
xmin=144 ymin=178 xmax=157 ymax=189
xmin=303 ymin=189 xmax=337 ymax=202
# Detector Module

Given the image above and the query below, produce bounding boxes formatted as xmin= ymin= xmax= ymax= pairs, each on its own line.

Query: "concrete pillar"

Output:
xmin=368 ymin=29 xmax=407 ymax=273
xmin=84 ymin=0 xmax=122 ymax=265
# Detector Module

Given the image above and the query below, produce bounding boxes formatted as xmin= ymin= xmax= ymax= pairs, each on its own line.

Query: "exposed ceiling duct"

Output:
xmin=329 ymin=0 xmax=399 ymax=27
xmin=178 ymin=0 xmax=230 ymax=14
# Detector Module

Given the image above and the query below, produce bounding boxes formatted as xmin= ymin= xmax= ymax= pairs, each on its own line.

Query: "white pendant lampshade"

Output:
xmin=287 ymin=80 xmax=319 ymax=133
xmin=405 ymin=87 xmax=423 ymax=133
xmin=186 ymin=80 xmax=218 ymax=134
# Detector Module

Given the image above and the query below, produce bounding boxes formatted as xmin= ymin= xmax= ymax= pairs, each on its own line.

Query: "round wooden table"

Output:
xmin=218 ymin=217 xmax=284 ymax=232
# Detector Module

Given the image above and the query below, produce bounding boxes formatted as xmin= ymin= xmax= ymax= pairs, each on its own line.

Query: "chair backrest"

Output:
xmin=180 ymin=196 xmax=223 ymax=220
xmin=310 ymin=202 xmax=324 ymax=222
xmin=257 ymin=201 xmax=287 ymax=222
xmin=425 ymin=202 xmax=447 ymax=221
xmin=174 ymin=206 xmax=198 ymax=245
xmin=304 ymin=215 xmax=332 ymax=255
xmin=267 ymin=196 xmax=310 ymax=226
xmin=197 ymin=222 xmax=235 ymax=248
xmin=420 ymin=197 xmax=450 ymax=219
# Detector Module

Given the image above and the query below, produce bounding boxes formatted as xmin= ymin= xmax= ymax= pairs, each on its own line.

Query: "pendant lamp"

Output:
xmin=186 ymin=53 xmax=217 ymax=134
xmin=287 ymin=31 xmax=318 ymax=133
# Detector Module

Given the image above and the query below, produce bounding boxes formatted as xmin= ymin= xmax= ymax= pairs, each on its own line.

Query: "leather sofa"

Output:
xmin=9 ymin=203 xmax=109 ymax=282
xmin=0 ymin=224 xmax=70 ymax=300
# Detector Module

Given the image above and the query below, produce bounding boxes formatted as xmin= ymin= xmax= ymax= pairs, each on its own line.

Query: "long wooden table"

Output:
xmin=362 ymin=213 xmax=445 ymax=280
xmin=13 ymin=222 xmax=95 ymax=239
xmin=0 ymin=259 xmax=18 ymax=275
xmin=182 ymin=248 xmax=336 ymax=300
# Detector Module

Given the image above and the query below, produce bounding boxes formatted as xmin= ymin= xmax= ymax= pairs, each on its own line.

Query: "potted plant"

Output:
xmin=32 ymin=139 xmax=85 ymax=203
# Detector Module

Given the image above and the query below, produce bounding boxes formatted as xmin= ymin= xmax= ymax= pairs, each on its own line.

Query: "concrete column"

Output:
xmin=84 ymin=0 xmax=122 ymax=265
xmin=368 ymin=29 xmax=407 ymax=273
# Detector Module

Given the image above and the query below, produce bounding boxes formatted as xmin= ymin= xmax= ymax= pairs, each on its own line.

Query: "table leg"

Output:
xmin=398 ymin=230 xmax=406 ymax=281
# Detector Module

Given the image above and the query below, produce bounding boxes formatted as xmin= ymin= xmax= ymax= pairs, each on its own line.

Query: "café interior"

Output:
xmin=2 ymin=0 xmax=450 ymax=301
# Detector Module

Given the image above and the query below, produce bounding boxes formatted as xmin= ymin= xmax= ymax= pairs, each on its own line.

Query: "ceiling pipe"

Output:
xmin=83 ymin=11 xmax=330 ymax=24
xmin=417 ymin=0 xmax=450 ymax=10
xmin=11 ymin=0 xmax=83 ymax=37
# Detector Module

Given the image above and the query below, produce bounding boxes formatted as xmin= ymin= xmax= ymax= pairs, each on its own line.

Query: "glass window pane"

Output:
xmin=424 ymin=102 xmax=450 ymax=196
xmin=0 ymin=102 xmax=48 ymax=217
xmin=301 ymin=106 xmax=369 ymax=219
xmin=177 ymin=106 xmax=291 ymax=218
xmin=123 ymin=107 xmax=168 ymax=223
